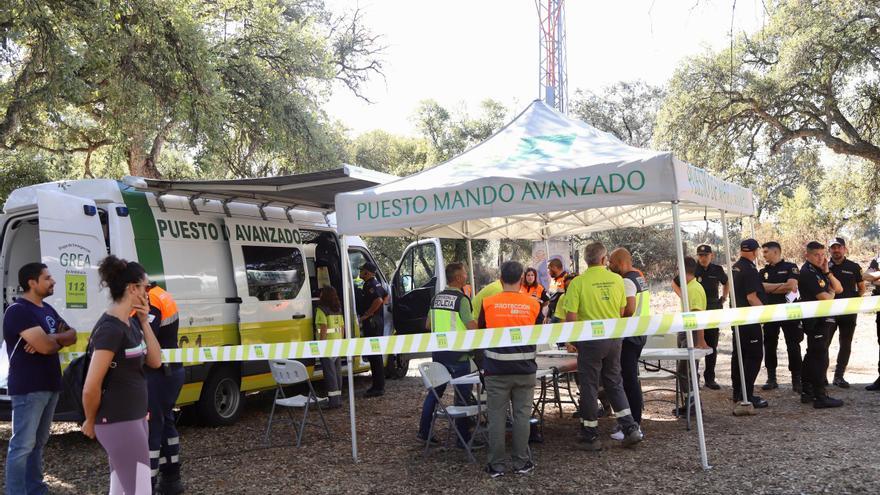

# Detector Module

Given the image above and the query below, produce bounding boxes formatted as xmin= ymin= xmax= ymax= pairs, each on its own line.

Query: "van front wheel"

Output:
xmin=197 ymin=366 xmax=243 ymax=426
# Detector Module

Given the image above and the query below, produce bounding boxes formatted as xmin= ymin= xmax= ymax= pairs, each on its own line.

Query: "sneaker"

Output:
xmin=610 ymin=425 xmax=624 ymax=441
xmin=485 ymin=465 xmax=505 ymax=478
xmin=416 ymin=434 xmax=440 ymax=446
xmin=813 ymin=395 xmax=844 ymax=409
xmin=705 ymin=380 xmax=721 ymax=390
xmin=364 ymin=388 xmax=384 ymax=398
xmin=621 ymin=425 xmax=644 ymax=447
xmin=866 ymin=378 xmax=880 ymax=391
xmin=514 ymin=461 xmax=535 ymax=475
xmin=832 ymin=376 xmax=850 ymax=389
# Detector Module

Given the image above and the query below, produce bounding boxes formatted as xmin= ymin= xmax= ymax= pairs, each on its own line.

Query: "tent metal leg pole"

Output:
xmin=721 ymin=211 xmax=751 ymax=408
xmin=339 ymin=235 xmax=359 ymax=463
xmin=672 ymin=202 xmax=710 ymax=470
xmin=466 ymin=237 xmax=476 ymax=292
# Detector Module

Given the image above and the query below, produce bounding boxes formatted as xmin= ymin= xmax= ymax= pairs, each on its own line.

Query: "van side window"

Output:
xmin=242 ymin=246 xmax=306 ymax=301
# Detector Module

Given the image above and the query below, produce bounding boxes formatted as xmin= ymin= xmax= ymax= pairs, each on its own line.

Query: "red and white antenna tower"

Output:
xmin=536 ymin=0 xmax=568 ymax=113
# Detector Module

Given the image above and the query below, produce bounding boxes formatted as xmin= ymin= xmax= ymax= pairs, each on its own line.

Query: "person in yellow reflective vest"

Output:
xmin=315 ymin=286 xmax=344 ymax=409
xmin=417 ymin=262 xmax=479 ymax=447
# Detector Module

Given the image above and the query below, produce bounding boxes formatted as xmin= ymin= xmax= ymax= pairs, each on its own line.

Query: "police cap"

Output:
xmin=828 ymin=237 xmax=845 ymax=247
xmin=740 ymin=239 xmax=759 ymax=252
xmin=360 ymin=262 xmax=379 ymax=273
xmin=696 ymin=244 xmax=712 ymax=255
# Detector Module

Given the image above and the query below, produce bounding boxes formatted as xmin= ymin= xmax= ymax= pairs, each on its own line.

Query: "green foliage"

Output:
xmin=656 ymin=0 xmax=880 ymax=217
xmin=347 ymin=130 xmax=432 ymax=176
xmin=571 ymin=80 xmax=665 ymax=148
xmin=412 ymin=99 xmax=508 ymax=162
xmin=0 ymin=0 xmax=382 ymax=179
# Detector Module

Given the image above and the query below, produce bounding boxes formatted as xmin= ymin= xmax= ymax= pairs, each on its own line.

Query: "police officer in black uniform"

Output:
xmin=694 ymin=244 xmax=728 ymax=390
xmin=356 ymin=262 xmax=387 ymax=397
xmin=759 ymin=241 xmax=803 ymax=392
xmin=730 ymin=239 xmax=768 ymax=408
xmin=798 ymin=241 xmax=844 ymax=408
xmin=827 ymin=237 xmax=865 ymax=388
xmin=865 ymin=257 xmax=880 ymax=391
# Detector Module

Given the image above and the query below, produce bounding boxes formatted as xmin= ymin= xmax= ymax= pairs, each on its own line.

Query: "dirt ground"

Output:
xmin=3 ymin=296 xmax=880 ymax=494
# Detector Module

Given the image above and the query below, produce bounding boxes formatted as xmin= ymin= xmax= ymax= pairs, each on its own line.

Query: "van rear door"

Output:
xmin=37 ymin=190 xmax=107 ymax=334
xmin=224 ymin=218 xmax=312 ymax=346
xmin=391 ymin=238 xmax=444 ymax=335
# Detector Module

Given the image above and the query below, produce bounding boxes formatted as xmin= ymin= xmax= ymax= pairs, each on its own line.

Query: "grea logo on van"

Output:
xmin=58 ymin=243 xmax=92 ymax=268
xmin=156 ymin=219 xmax=301 ymax=244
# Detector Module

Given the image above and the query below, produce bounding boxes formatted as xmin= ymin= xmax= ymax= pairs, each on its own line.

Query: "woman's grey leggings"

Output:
xmin=95 ymin=417 xmax=151 ymax=494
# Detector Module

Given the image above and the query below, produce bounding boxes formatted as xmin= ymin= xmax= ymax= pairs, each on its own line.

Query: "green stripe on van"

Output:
xmin=118 ymin=184 xmax=166 ymax=288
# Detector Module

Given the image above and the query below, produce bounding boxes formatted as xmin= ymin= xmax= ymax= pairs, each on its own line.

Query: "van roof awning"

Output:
xmin=122 ymin=165 xmax=397 ymax=211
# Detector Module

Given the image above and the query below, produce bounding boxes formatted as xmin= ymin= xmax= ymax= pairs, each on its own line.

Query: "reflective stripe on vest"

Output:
xmin=624 ymin=271 xmax=651 ymax=317
xmin=429 ymin=289 xmax=469 ymax=333
xmin=484 ymin=350 xmax=537 ymax=361
xmin=148 ymin=286 xmax=179 ymax=326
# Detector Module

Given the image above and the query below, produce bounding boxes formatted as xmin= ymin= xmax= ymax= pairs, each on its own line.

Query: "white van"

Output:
xmin=0 ymin=167 xmax=447 ymax=425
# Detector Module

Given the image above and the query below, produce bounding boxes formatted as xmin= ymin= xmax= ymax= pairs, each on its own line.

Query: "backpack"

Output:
xmin=59 ymin=327 xmax=116 ymax=423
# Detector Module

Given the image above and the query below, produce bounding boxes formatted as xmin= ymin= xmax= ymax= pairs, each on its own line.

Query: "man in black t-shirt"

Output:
xmin=798 ymin=241 xmax=844 ymax=408
xmin=730 ymin=239 xmax=768 ymax=409
xmin=864 ymin=257 xmax=880 ymax=391
xmin=694 ymin=244 xmax=728 ymax=390
xmin=759 ymin=241 xmax=803 ymax=392
xmin=827 ymin=237 xmax=865 ymax=388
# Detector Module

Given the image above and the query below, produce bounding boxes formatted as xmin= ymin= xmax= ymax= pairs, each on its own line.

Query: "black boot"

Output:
xmin=813 ymin=393 xmax=844 ymax=409
xmin=159 ymin=470 xmax=184 ymax=495
xmin=791 ymin=373 xmax=802 ymax=393
xmin=800 ymin=381 xmax=814 ymax=404
xmin=761 ymin=370 xmax=778 ymax=390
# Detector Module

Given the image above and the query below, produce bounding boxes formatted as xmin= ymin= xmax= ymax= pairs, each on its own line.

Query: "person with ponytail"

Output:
xmin=82 ymin=256 xmax=162 ymax=495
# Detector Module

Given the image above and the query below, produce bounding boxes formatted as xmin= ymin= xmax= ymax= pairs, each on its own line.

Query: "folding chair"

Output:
xmin=264 ymin=359 xmax=331 ymax=447
xmin=418 ymin=362 xmax=481 ymax=463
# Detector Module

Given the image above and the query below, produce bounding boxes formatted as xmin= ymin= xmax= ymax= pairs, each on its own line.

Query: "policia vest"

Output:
xmin=429 ymin=288 xmax=472 ymax=363
xmin=622 ymin=270 xmax=650 ymax=346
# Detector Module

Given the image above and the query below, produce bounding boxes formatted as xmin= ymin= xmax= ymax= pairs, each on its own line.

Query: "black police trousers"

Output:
xmin=762 ymin=319 xmax=803 ymax=377
xmin=362 ymin=319 xmax=385 ymax=392
xmin=876 ymin=312 xmax=880 ymax=375
xmin=731 ymin=324 xmax=763 ymax=402
xmin=702 ymin=301 xmax=722 ymax=383
xmin=801 ymin=317 xmax=832 ymax=395
xmin=828 ymin=314 xmax=857 ymax=378
xmin=620 ymin=338 xmax=645 ymax=424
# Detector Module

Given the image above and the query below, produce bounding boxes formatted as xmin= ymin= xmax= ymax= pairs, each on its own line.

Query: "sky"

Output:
xmin=325 ymin=0 xmax=767 ymax=137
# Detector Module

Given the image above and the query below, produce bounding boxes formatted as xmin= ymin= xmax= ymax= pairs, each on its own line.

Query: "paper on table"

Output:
xmin=786 ymin=290 xmax=800 ymax=303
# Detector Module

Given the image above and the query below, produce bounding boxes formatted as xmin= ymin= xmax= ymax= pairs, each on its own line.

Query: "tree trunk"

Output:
xmin=126 ymin=128 xmax=164 ymax=178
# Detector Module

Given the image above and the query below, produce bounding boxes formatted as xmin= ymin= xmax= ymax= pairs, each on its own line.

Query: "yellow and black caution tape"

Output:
xmin=60 ymin=296 xmax=880 ymax=364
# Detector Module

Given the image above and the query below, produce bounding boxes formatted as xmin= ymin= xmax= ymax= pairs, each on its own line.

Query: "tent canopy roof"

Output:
xmin=123 ymin=165 xmax=397 ymax=211
xmin=335 ymin=100 xmax=754 ymax=239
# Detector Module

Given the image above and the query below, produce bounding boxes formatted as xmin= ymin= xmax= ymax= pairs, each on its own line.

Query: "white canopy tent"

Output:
xmin=336 ymin=100 xmax=757 ymax=469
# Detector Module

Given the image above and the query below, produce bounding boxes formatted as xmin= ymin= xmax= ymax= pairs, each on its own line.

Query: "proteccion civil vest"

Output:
xmin=481 ymin=292 xmax=540 ymax=375
xmin=429 ymin=288 xmax=471 ymax=363
xmin=622 ymin=270 xmax=651 ymax=345
xmin=148 ymin=285 xmax=180 ymax=349
xmin=520 ymin=284 xmax=545 ymax=301
xmin=317 ymin=305 xmax=344 ymax=341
